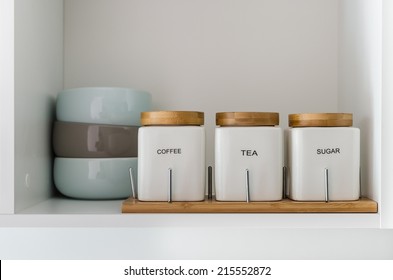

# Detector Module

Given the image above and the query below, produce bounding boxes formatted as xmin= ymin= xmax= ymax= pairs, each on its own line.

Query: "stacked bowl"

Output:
xmin=53 ymin=87 xmax=152 ymax=199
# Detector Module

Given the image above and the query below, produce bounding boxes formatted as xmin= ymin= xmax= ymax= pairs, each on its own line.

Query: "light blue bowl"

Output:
xmin=56 ymin=87 xmax=152 ymax=126
xmin=54 ymin=157 xmax=137 ymax=200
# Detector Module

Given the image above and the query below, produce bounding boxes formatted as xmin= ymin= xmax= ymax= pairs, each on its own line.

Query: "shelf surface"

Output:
xmin=0 ymin=197 xmax=380 ymax=228
xmin=122 ymin=198 xmax=377 ymax=213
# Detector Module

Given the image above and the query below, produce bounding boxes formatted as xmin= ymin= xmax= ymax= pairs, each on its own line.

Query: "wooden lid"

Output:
xmin=141 ymin=111 xmax=204 ymax=126
xmin=216 ymin=112 xmax=279 ymax=126
xmin=288 ymin=113 xmax=353 ymax=127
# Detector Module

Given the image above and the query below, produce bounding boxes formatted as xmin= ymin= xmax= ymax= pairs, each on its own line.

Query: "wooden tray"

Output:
xmin=121 ymin=197 xmax=377 ymax=213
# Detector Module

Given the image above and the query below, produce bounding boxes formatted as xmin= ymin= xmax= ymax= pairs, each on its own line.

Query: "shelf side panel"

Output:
xmin=14 ymin=0 xmax=64 ymax=212
xmin=0 ymin=0 xmax=15 ymax=214
xmin=338 ymin=0 xmax=382 ymax=208
xmin=381 ymin=0 xmax=393 ymax=228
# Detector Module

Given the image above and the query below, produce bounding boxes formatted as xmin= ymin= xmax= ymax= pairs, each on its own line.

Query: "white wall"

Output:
xmin=338 ymin=0 xmax=382 ymax=203
xmin=14 ymin=0 xmax=63 ymax=212
xmin=64 ymin=0 xmax=338 ymax=167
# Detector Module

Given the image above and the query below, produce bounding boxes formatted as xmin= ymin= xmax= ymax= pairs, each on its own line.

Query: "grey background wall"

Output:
xmin=64 ymin=0 xmax=338 ymax=170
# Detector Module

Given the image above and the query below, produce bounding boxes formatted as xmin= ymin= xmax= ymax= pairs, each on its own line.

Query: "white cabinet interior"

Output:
xmin=1 ymin=0 xmax=392 ymax=228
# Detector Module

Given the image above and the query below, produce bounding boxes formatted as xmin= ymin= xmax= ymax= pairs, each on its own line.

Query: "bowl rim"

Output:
xmin=59 ymin=87 xmax=151 ymax=96
xmin=54 ymin=157 xmax=138 ymax=162
xmin=53 ymin=120 xmax=141 ymax=129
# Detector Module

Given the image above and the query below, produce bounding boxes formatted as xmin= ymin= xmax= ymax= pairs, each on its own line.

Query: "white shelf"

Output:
xmin=18 ymin=197 xmax=124 ymax=214
xmin=0 ymin=197 xmax=380 ymax=228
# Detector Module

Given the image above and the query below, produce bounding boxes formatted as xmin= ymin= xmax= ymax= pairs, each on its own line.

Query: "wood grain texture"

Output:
xmin=216 ymin=112 xmax=279 ymax=126
xmin=289 ymin=113 xmax=353 ymax=127
xmin=141 ymin=111 xmax=204 ymax=126
xmin=122 ymin=197 xmax=377 ymax=213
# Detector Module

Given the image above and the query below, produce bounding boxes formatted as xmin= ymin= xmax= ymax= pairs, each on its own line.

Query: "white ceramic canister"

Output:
xmin=138 ymin=111 xmax=205 ymax=201
xmin=215 ymin=112 xmax=283 ymax=201
xmin=287 ymin=113 xmax=360 ymax=201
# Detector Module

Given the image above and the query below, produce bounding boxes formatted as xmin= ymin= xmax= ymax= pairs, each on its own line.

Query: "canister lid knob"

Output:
xmin=288 ymin=113 xmax=353 ymax=127
xmin=141 ymin=111 xmax=204 ymax=126
xmin=216 ymin=112 xmax=279 ymax=126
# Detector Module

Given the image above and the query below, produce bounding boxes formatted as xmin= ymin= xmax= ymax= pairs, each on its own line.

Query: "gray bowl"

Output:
xmin=53 ymin=121 xmax=139 ymax=158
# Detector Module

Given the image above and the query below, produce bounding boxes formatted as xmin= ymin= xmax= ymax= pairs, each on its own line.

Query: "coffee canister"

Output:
xmin=137 ymin=111 xmax=205 ymax=201
xmin=288 ymin=113 xmax=360 ymax=201
xmin=215 ymin=112 xmax=283 ymax=201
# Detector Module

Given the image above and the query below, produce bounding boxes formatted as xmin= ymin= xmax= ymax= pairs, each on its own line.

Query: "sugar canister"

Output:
xmin=137 ymin=111 xmax=205 ymax=201
xmin=215 ymin=112 xmax=283 ymax=201
xmin=288 ymin=113 xmax=360 ymax=201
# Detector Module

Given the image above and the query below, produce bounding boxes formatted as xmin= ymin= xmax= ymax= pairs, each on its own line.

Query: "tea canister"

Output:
xmin=137 ymin=111 xmax=205 ymax=201
xmin=288 ymin=113 xmax=360 ymax=201
xmin=215 ymin=112 xmax=283 ymax=201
